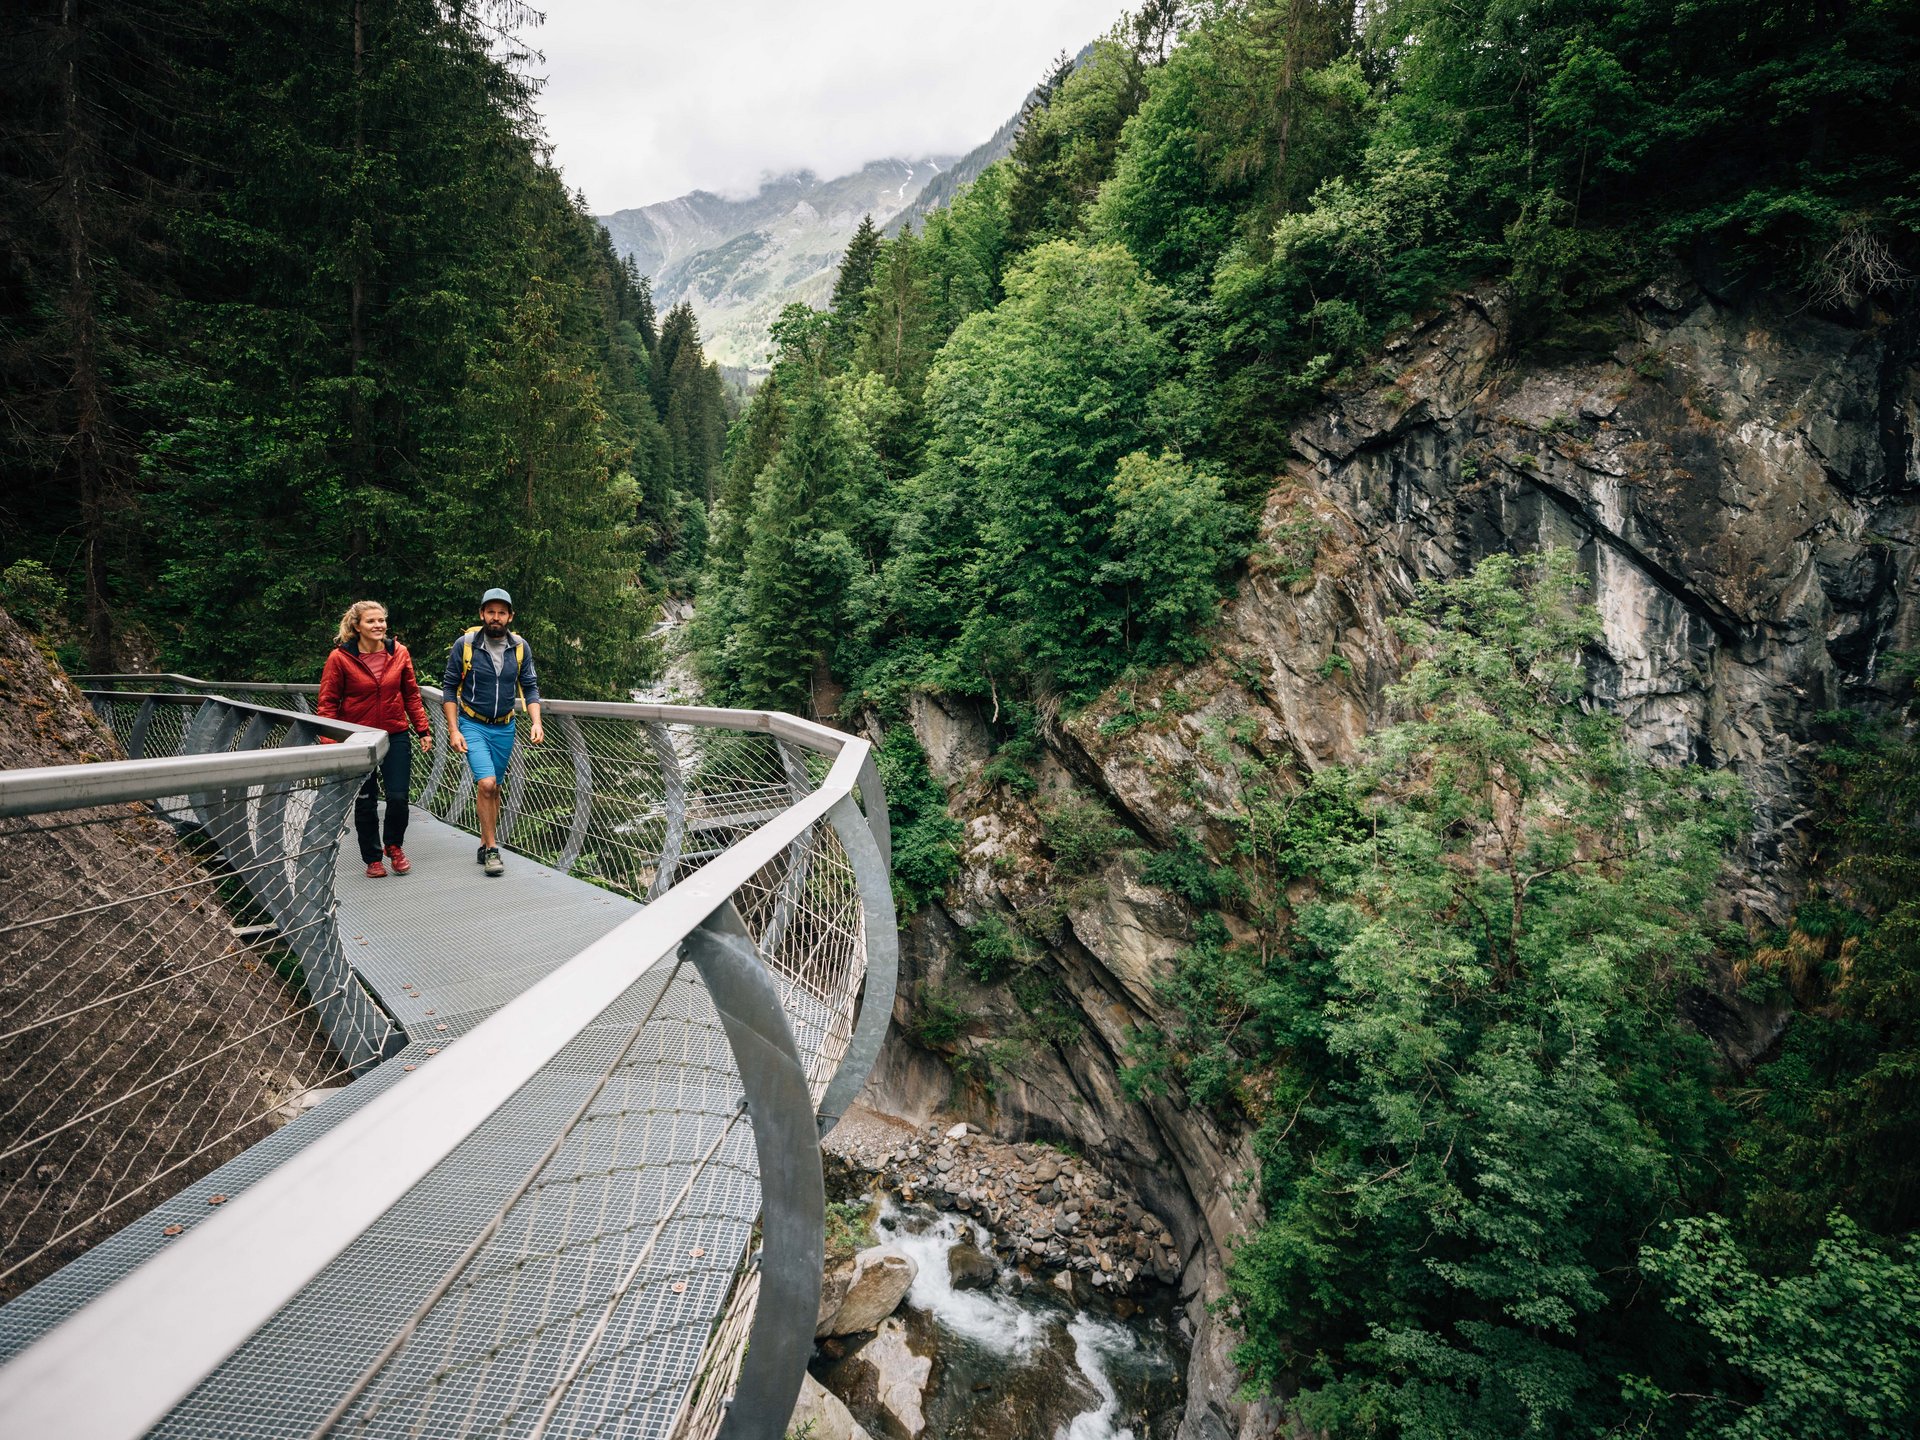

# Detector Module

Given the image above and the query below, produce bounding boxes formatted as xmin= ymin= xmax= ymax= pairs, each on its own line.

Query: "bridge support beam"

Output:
xmin=815 ymin=790 xmax=900 ymax=1139
xmin=681 ymin=901 xmax=824 ymax=1440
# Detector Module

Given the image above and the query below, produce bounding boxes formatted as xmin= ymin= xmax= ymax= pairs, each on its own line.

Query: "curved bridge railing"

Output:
xmin=0 ymin=676 xmax=899 ymax=1440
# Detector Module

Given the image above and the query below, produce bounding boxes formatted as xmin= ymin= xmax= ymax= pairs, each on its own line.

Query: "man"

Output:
xmin=443 ymin=587 xmax=543 ymax=876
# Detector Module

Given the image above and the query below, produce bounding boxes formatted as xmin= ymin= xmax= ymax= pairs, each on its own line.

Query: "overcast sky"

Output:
xmin=531 ymin=2 xmax=1130 ymax=214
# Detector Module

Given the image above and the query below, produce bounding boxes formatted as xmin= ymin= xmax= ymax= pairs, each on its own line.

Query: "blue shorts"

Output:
xmin=457 ymin=715 xmax=516 ymax=784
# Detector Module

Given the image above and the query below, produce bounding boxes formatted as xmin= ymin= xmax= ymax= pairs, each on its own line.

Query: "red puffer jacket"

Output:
xmin=317 ymin=640 xmax=431 ymax=736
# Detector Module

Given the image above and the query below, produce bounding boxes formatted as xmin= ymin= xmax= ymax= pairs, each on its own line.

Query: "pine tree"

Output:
xmin=0 ymin=0 xmax=195 ymax=666
xmin=828 ymin=213 xmax=883 ymax=360
xmin=448 ymin=277 xmax=646 ymax=697
xmin=855 ymin=228 xmax=939 ymax=402
xmin=730 ymin=378 xmax=858 ymax=712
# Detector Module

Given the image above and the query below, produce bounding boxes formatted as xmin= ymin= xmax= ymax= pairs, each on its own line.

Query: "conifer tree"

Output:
xmin=828 ymin=214 xmax=883 ymax=360
xmin=855 ymin=227 xmax=938 ymax=403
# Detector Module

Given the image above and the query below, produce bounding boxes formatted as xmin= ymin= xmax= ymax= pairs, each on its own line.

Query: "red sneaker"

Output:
xmin=365 ymin=859 xmax=387 ymax=878
xmin=384 ymin=845 xmax=411 ymax=875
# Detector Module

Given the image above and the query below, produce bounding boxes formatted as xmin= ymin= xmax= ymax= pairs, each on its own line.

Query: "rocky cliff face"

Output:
xmin=857 ymin=280 xmax=1920 ymax=1440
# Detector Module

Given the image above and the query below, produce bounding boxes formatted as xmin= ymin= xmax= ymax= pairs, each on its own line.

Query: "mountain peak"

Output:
xmin=599 ymin=154 xmax=957 ymax=367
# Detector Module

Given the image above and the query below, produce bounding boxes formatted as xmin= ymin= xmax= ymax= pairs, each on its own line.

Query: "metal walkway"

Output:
xmin=0 ymin=678 xmax=899 ymax=1440
xmin=336 ymin=812 xmax=640 ymax=1039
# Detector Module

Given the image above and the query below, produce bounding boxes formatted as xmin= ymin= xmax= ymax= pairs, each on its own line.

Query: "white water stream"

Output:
xmin=873 ymin=1201 xmax=1153 ymax=1440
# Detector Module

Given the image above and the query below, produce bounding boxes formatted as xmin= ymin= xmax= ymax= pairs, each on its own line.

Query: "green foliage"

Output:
xmin=1736 ymin=695 xmax=1920 ymax=1248
xmin=1191 ymin=553 xmax=1750 ymax=1435
xmin=911 ymin=985 xmax=972 ymax=1048
xmin=1009 ymin=971 xmax=1085 ymax=1048
xmin=959 ymin=914 xmax=1025 ymax=985
xmin=824 ymin=1198 xmax=876 ymax=1262
xmin=1140 ymin=829 xmax=1236 ymax=907
xmin=1040 ymin=794 xmax=1137 ymax=877
xmin=1099 ymin=451 xmax=1248 ymax=665
xmin=872 ymin=726 xmax=960 ymax=914
xmin=0 ymin=561 xmax=68 ymax=636
xmin=1639 ymin=1213 xmax=1920 ymax=1439
xmin=906 ymin=240 xmax=1188 ymax=699
xmin=2 ymin=0 xmax=718 ymax=690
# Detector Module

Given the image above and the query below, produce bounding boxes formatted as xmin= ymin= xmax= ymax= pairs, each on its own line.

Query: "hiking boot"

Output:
xmin=476 ymin=844 xmax=487 ymax=866
xmin=481 ymin=846 xmax=504 ymax=877
xmin=365 ymin=859 xmax=387 ymax=878
xmin=384 ymin=845 xmax=411 ymax=875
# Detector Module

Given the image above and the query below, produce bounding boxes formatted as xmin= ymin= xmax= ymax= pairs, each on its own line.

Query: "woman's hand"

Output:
xmin=419 ymin=732 xmax=433 ymax=753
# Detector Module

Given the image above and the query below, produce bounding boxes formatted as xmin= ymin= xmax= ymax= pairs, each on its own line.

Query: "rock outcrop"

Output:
xmin=826 ymin=1115 xmax=1183 ymax=1297
xmin=850 ymin=1317 xmax=932 ymax=1439
xmin=790 ymin=1373 xmax=876 ymax=1440
xmin=818 ymin=1246 xmax=918 ymax=1338
xmin=859 ymin=282 xmax=1920 ymax=1440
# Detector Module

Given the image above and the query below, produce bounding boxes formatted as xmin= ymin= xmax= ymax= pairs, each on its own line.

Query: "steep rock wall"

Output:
xmin=856 ymin=280 xmax=1920 ymax=1440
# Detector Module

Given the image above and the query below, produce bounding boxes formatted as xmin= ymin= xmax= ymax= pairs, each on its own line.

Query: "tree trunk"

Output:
xmin=349 ymin=0 xmax=368 ymax=481
xmin=58 ymin=0 xmax=115 ymax=668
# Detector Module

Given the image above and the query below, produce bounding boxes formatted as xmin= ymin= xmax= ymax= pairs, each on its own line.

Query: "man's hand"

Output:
xmin=528 ymin=719 xmax=545 ymax=745
xmin=450 ymin=729 xmax=467 ymax=755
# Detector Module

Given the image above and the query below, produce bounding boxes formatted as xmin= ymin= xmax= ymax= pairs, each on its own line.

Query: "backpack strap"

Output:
xmin=455 ymin=626 xmax=523 ymax=723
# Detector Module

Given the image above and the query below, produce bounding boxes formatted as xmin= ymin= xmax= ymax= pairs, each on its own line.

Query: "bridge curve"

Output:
xmin=0 ymin=676 xmax=898 ymax=1440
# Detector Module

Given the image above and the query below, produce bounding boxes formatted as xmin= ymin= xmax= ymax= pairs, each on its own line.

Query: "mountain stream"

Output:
xmin=816 ymin=1199 xmax=1185 ymax=1440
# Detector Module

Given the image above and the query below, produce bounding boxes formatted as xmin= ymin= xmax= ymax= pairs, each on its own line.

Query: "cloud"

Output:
xmin=531 ymin=1 xmax=1127 ymax=211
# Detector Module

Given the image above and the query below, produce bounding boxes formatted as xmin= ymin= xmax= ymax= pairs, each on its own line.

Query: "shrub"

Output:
xmin=1041 ymin=795 xmax=1138 ymax=876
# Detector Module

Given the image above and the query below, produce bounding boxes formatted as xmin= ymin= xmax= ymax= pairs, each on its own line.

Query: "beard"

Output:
xmin=482 ymin=618 xmax=510 ymax=637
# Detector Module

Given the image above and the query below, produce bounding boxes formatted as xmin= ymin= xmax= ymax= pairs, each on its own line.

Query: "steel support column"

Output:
xmin=556 ymin=714 xmax=594 ymax=874
xmin=648 ymin=720 xmax=686 ymax=900
xmin=815 ymin=791 xmax=901 ymax=1137
xmin=680 ymin=902 xmax=824 ymax=1440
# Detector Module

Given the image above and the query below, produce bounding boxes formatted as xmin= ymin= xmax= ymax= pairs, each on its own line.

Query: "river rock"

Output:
xmin=855 ymin=1318 xmax=932 ymax=1438
xmin=819 ymin=1246 xmax=917 ymax=1337
xmin=947 ymin=1242 xmax=997 ymax=1291
xmin=789 ymin=1372 xmax=875 ymax=1440
xmin=818 ymin=1252 xmax=858 ymax=1332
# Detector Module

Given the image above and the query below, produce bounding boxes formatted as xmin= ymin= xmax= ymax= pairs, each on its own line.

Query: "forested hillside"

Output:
xmin=694 ymin=2 xmax=1920 ymax=1436
xmin=1 ymin=0 xmax=727 ymax=694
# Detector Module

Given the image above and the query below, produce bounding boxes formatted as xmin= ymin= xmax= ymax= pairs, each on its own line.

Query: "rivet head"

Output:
xmin=162 ymin=1224 xmax=183 ymax=1237
xmin=691 ymin=1247 xmax=705 ymax=1259
xmin=404 ymin=1064 xmax=417 ymax=1072
xmin=426 ymin=1047 xmax=440 ymax=1055
xmin=672 ymin=1282 xmax=686 ymax=1294
xmin=435 ymin=1024 xmax=448 ymax=1032
xmin=207 ymin=1194 xmax=227 ymax=1206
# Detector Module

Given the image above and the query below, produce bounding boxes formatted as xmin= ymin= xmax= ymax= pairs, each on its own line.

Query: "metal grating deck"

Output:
xmin=0 ymin=811 xmax=766 ymax=1439
xmin=337 ymin=812 xmax=643 ymax=1037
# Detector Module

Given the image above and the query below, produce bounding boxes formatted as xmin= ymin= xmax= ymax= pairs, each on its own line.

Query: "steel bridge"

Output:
xmin=0 ymin=674 xmax=897 ymax=1440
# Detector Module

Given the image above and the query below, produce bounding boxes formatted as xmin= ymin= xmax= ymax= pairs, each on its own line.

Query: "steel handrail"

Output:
xmin=0 ymin=683 xmax=896 ymax=1440
xmin=0 ymin=700 xmax=386 ymax=820
xmin=69 ymin=673 xmax=892 ymax=864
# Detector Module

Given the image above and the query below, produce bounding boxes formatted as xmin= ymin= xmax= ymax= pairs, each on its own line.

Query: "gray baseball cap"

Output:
xmin=480 ymin=587 xmax=513 ymax=608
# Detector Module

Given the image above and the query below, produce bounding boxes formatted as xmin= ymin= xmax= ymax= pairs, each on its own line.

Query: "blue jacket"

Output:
xmin=443 ymin=630 xmax=541 ymax=722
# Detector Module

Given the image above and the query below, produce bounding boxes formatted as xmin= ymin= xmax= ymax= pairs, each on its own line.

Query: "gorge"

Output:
xmin=811 ymin=277 xmax=1917 ymax=1439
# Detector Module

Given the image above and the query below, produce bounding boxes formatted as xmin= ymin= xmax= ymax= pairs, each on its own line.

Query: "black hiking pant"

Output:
xmin=355 ymin=732 xmax=414 ymax=863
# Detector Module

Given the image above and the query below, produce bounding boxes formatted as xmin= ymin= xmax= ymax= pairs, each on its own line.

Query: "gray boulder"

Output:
xmin=946 ymin=1242 xmax=996 ymax=1291
xmin=818 ymin=1245 xmax=917 ymax=1337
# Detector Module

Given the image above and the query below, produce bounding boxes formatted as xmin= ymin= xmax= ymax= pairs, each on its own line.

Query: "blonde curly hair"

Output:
xmin=335 ymin=599 xmax=388 ymax=649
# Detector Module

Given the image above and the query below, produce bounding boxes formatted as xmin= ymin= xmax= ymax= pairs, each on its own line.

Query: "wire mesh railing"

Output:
xmin=3 ymin=675 xmax=898 ymax=1440
xmin=0 ymin=698 xmax=397 ymax=1303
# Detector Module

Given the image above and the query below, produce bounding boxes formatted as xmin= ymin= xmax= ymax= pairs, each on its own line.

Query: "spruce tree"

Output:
xmin=828 ymin=213 xmax=883 ymax=360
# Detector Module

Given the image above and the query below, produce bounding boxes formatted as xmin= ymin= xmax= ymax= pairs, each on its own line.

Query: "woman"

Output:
xmin=318 ymin=600 xmax=433 ymax=877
